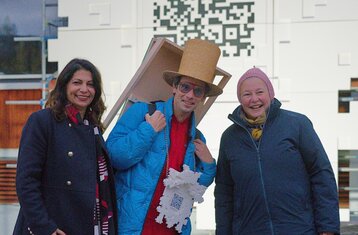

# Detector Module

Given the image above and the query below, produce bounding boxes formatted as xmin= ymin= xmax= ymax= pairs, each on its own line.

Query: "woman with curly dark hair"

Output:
xmin=46 ymin=58 xmax=106 ymax=132
xmin=13 ymin=58 xmax=117 ymax=235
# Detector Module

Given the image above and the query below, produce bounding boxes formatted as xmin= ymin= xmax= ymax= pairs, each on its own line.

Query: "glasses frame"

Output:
xmin=177 ymin=82 xmax=206 ymax=98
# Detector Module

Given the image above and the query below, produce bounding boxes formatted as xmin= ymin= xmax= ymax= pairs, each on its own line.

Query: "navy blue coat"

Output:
xmin=13 ymin=108 xmax=117 ymax=235
xmin=214 ymin=99 xmax=340 ymax=235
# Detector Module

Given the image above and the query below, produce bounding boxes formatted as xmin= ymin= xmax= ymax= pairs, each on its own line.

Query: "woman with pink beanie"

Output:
xmin=214 ymin=67 xmax=340 ymax=235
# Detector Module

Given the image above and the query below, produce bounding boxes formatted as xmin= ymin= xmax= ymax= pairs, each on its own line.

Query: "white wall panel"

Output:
xmin=196 ymin=102 xmax=238 ymax=230
xmin=58 ymin=0 xmax=137 ymax=29
xmin=48 ymin=0 xmax=358 ymax=229
xmin=277 ymin=0 xmax=358 ymax=22
xmin=277 ymin=21 xmax=358 ymax=93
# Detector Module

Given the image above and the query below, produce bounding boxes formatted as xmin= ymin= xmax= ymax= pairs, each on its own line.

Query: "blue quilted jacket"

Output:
xmin=106 ymin=97 xmax=216 ymax=234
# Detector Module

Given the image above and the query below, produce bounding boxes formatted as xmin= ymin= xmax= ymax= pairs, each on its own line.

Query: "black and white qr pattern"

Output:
xmin=170 ymin=193 xmax=184 ymax=210
xmin=153 ymin=0 xmax=255 ymax=57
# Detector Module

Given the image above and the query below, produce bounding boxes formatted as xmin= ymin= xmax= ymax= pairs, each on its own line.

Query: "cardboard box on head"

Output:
xmin=103 ymin=37 xmax=231 ymax=131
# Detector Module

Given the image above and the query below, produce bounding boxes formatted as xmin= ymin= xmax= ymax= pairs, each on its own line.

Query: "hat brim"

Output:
xmin=163 ymin=70 xmax=223 ymax=97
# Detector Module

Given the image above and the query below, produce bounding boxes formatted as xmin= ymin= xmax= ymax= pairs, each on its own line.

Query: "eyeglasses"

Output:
xmin=177 ymin=82 xmax=206 ymax=98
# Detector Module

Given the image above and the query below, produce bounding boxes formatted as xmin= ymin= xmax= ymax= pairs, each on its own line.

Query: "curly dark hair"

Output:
xmin=46 ymin=58 xmax=106 ymax=132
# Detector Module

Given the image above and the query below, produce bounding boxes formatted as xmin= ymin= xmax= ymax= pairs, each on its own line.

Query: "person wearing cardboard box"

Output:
xmin=106 ymin=38 xmax=222 ymax=235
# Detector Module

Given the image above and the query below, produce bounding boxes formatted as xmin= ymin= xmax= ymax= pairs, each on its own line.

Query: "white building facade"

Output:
xmin=47 ymin=0 xmax=358 ymax=231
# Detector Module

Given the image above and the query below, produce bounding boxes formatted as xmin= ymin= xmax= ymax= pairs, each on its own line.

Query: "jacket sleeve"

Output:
xmin=106 ymin=102 xmax=158 ymax=170
xmin=214 ymin=134 xmax=234 ymax=234
xmin=298 ymin=116 xmax=340 ymax=234
xmin=195 ymin=132 xmax=216 ymax=187
xmin=16 ymin=111 xmax=58 ymax=235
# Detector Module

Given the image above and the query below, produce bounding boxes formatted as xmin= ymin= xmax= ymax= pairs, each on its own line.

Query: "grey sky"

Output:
xmin=0 ymin=0 xmax=58 ymax=36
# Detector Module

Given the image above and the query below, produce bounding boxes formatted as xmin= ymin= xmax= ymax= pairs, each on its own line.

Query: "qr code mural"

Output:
xmin=153 ymin=0 xmax=255 ymax=57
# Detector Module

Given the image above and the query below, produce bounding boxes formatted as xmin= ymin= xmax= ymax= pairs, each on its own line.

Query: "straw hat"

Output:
xmin=163 ymin=38 xmax=223 ymax=97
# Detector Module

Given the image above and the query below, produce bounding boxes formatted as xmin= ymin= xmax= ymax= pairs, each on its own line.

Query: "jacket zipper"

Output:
xmin=140 ymin=106 xmax=196 ymax=234
xmin=140 ymin=128 xmax=167 ymax=234
xmin=229 ymin=114 xmax=275 ymax=235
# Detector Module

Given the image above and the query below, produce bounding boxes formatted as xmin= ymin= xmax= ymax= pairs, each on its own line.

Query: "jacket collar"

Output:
xmin=164 ymin=96 xmax=197 ymax=139
xmin=229 ymin=98 xmax=282 ymax=126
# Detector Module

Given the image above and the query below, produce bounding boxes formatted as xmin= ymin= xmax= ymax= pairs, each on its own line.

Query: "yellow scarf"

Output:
xmin=242 ymin=113 xmax=266 ymax=140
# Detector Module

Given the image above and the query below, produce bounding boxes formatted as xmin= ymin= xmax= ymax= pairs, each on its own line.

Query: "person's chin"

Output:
xmin=75 ymin=103 xmax=89 ymax=110
xmin=249 ymin=111 xmax=263 ymax=119
xmin=181 ymin=106 xmax=193 ymax=114
xmin=181 ymin=103 xmax=193 ymax=110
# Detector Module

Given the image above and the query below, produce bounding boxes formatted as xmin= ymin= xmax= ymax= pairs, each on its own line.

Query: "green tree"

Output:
xmin=0 ymin=16 xmax=17 ymax=36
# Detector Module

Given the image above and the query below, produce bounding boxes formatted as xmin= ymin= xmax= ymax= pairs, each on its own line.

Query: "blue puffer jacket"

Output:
xmin=106 ymin=97 xmax=216 ymax=235
xmin=214 ymin=99 xmax=340 ymax=235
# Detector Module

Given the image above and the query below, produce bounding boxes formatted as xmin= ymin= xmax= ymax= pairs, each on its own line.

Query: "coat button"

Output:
xmin=68 ymin=123 xmax=72 ymax=127
xmin=66 ymin=181 xmax=72 ymax=186
xmin=27 ymin=227 xmax=34 ymax=235
xmin=68 ymin=151 xmax=74 ymax=157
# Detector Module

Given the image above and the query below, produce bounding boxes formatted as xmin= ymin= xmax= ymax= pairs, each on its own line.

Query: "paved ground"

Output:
xmin=341 ymin=223 xmax=358 ymax=235
xmin=1 ymin=204 xmax=358 ymax=235
xmin=0 ymin=204 xmax=18 ymax=235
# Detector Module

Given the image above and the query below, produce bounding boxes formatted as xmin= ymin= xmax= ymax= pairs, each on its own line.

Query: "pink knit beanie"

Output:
xmin=237 ymin=67 xmax=275 ymax=102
